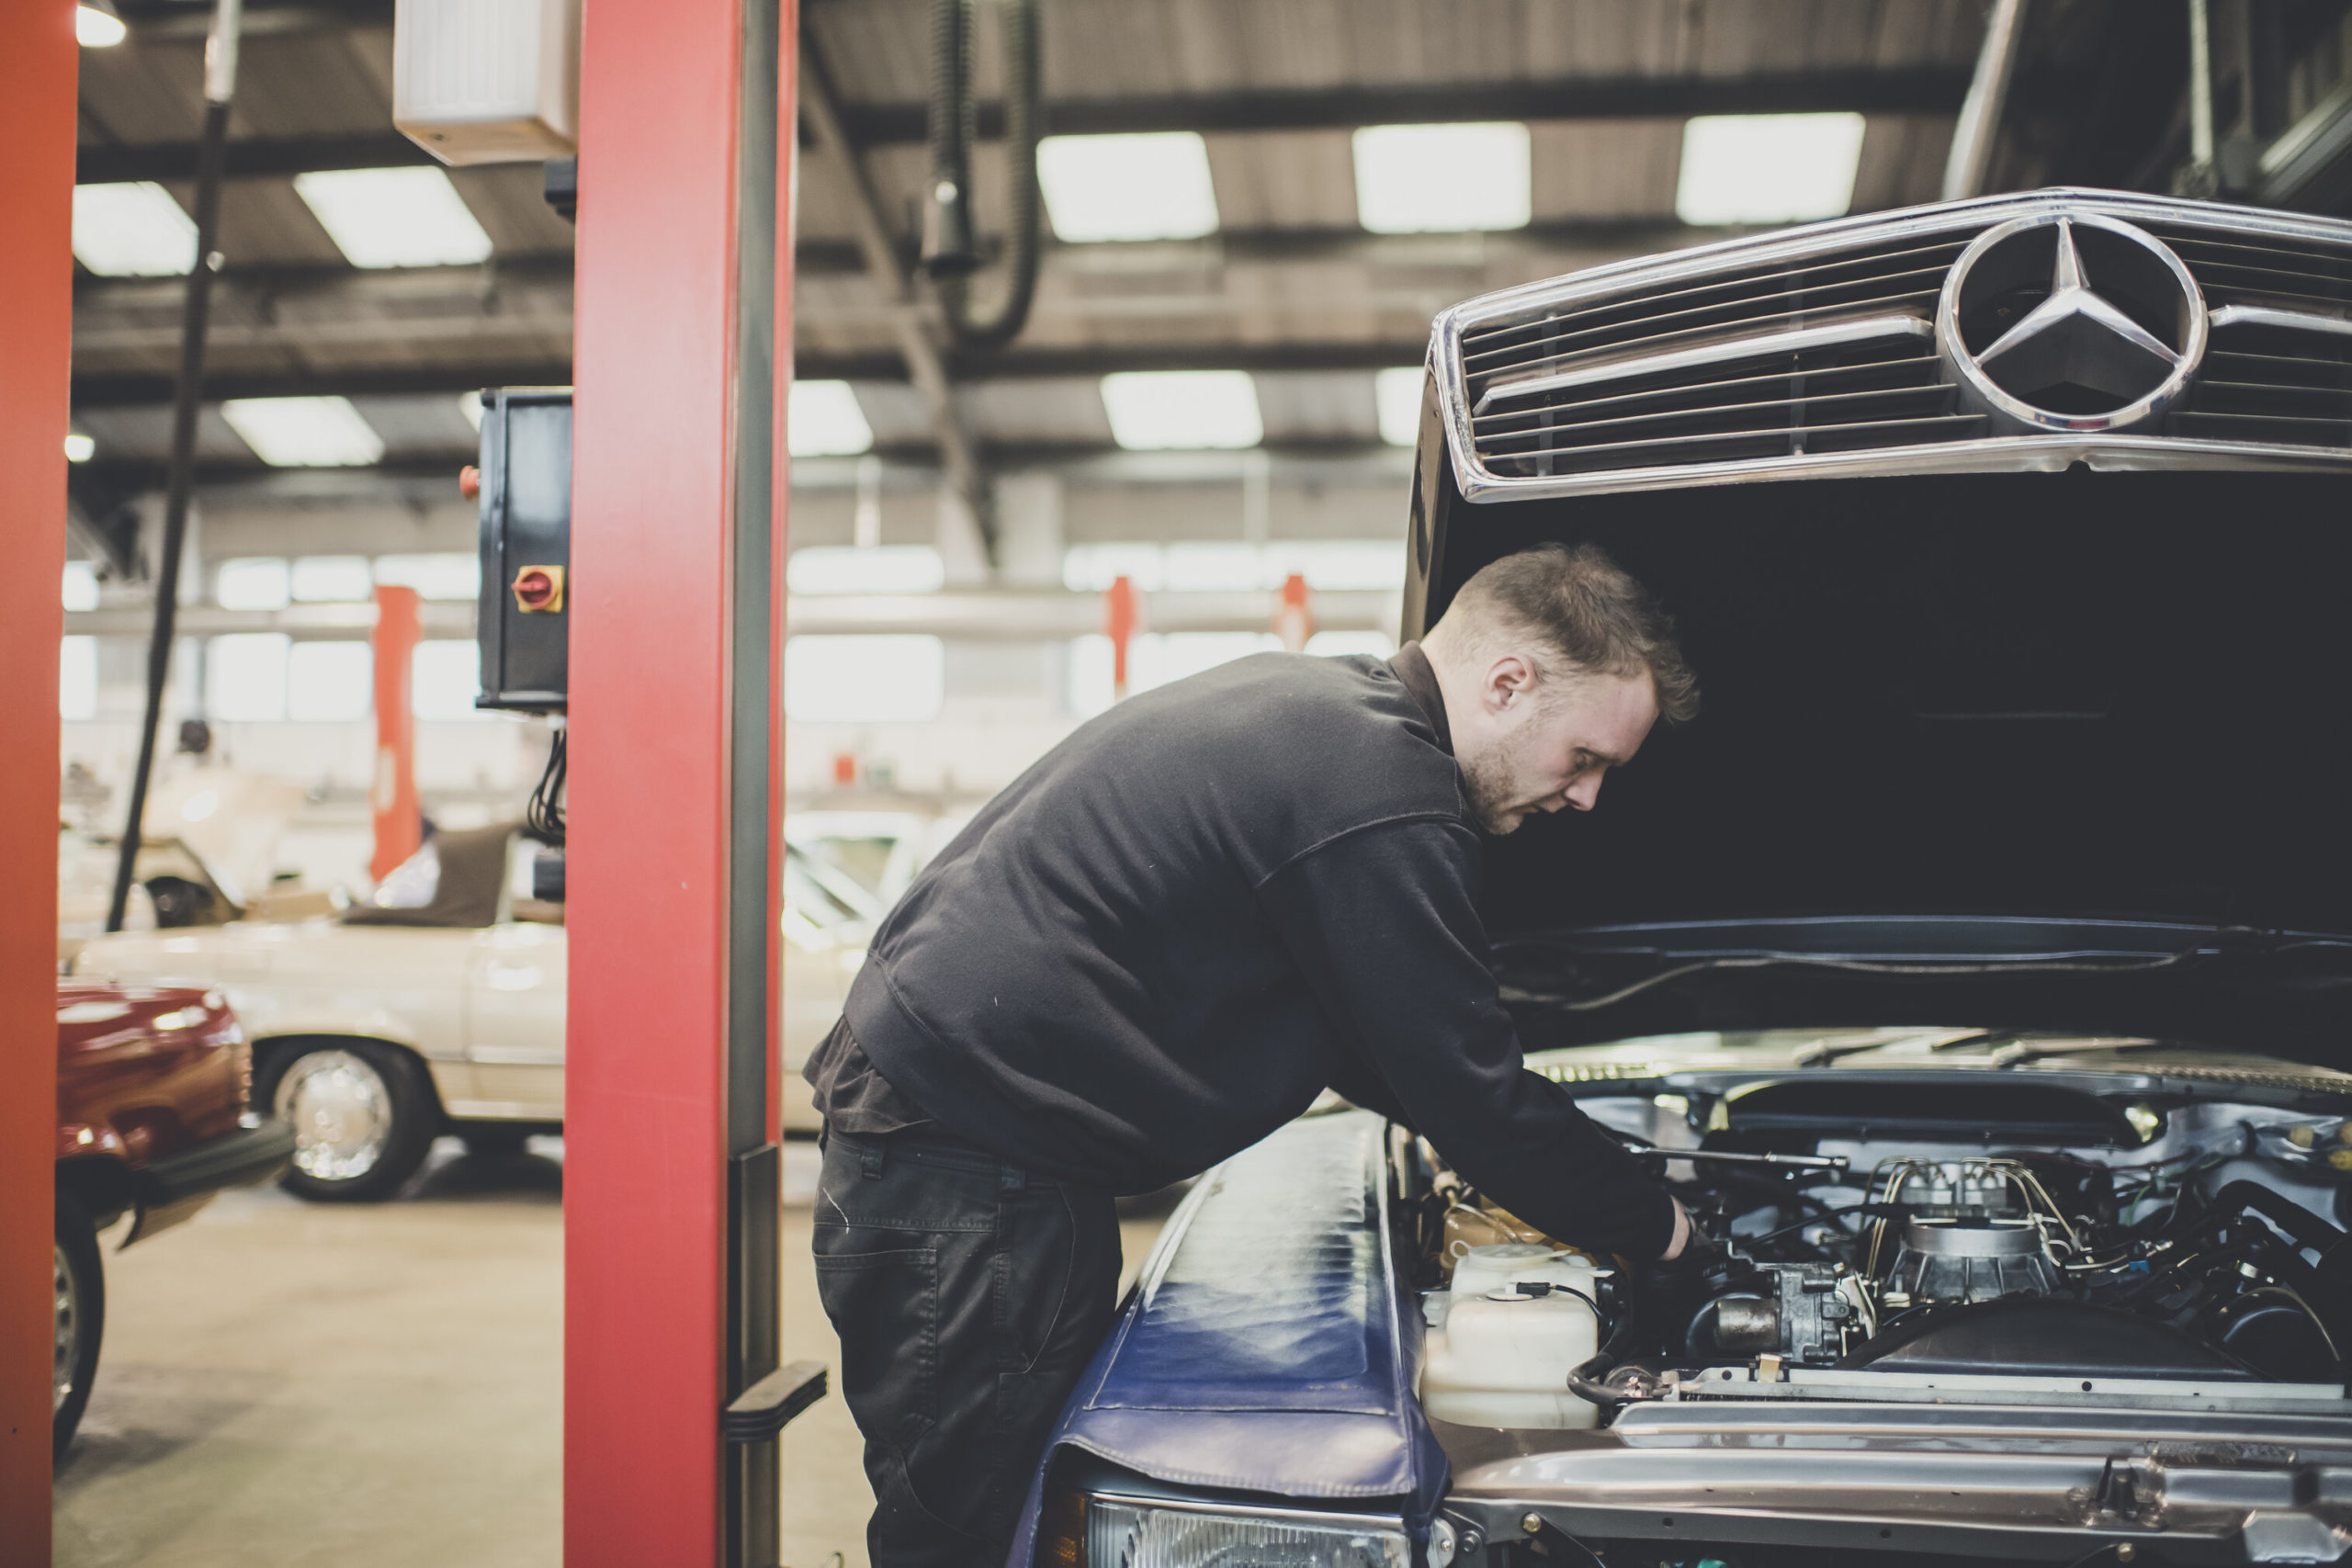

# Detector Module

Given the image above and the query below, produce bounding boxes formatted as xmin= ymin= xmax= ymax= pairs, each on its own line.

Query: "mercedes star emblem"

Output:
xmin=1937 ymin=211 xmax=2207 ymax=434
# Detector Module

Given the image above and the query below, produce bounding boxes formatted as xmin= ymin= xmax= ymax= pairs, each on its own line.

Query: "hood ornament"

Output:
xmin=1938 ymin=212 xmax=2208 ymax=434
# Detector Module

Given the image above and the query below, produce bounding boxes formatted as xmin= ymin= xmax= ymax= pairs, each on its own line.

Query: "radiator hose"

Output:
xmin=922 ymin=0 xmax=1041 ymax=352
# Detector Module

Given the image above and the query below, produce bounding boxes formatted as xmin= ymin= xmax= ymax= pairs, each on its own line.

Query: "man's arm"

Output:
xmin=1259 ymin=815 xmax=1681 ymax=1259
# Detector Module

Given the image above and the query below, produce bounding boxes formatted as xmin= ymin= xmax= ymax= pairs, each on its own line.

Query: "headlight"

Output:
xmin=1039 ymin=1492 xmax=1413 ymax=1567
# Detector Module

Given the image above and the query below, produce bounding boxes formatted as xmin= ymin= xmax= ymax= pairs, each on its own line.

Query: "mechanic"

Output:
xmin=806 ymin=540 xmax=1702 ymax=1568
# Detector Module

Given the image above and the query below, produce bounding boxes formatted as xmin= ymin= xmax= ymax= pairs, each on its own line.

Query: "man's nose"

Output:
xmin=1564 ymin=775 xmax=1602 ymax=812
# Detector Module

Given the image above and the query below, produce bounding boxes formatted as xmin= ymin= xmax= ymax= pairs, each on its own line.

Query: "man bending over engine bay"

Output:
xmin=805 ymin=541 xmax=1702 ymax=1568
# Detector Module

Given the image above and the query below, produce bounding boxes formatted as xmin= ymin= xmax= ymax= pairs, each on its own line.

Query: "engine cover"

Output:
xmin=1882 ymin=1216 xmax=2061 ymax=1307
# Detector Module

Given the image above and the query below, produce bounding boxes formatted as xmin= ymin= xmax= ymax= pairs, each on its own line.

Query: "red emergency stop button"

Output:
xmin=513 ymin=565 xmax=566 ymax=614
xmin=458 ymin=465 xmax=481 ymax=500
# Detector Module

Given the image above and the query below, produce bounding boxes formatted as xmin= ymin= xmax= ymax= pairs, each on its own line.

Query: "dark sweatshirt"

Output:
xmin=819 ymin=644 xmax=1678 ymax=1258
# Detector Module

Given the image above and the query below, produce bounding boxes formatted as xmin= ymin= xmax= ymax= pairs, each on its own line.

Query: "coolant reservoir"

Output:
xmin=1421 ymin=1245 xmax=1600 ymax=1429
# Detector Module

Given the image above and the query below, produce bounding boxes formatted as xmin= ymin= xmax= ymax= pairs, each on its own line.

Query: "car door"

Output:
xmin=464 ymin=919 xmax=567 ymax=1120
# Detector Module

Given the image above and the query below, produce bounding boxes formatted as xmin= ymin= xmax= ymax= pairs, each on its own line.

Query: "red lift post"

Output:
xmin=0 ymin=6 xmax=76 ymax=1560
xmin=368 ymin=584 xmax=423 ymax=882
xmin=567 ymin=0 xmax=797 ymax=1562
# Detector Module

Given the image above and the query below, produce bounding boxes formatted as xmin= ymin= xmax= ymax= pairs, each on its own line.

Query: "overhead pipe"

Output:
xmin=106 ymin=0 xmax=243 ymax=933
xmin=1940 ymin=0 xmax=2029 ymax=201
xmin=920 ymin=0 xmax=1042 ymax=352
xmin=799 ymin=39 xmax=999 ymax=561
xmin=2182 ymin=0 xmax=2219 ymax=196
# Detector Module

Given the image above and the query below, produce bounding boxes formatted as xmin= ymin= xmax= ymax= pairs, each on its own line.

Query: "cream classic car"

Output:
xmin=70 ymin=814 xmax=933 ymax=1200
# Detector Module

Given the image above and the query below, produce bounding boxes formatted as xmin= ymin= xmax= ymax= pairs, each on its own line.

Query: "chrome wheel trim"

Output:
xmin=275 ymin=1049 xmax=394 ymax=1181
xmin=54 ymin=1241 xmax=80 ymax=1415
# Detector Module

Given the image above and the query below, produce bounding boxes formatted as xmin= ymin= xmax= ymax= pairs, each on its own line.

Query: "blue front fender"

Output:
xmin=1003 ymin=1111 xmax=1448 ymax=1565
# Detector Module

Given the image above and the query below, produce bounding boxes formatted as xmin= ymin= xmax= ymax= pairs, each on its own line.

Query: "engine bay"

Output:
xmin=1405 ymin=1077 xmax=2352 ymax=1425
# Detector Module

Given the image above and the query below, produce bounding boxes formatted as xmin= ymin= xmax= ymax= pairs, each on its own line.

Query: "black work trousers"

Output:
xmin=813 ymin=1126 xmax=1121 ymax=1568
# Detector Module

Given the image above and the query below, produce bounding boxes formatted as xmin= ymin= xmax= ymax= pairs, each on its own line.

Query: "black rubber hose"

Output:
xmin=923 ymin=0 xmax=1042 ymax=352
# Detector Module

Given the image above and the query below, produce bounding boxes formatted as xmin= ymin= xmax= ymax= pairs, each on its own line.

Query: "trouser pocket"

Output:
xmin=812 ymin=1244 xmax=941 ymax=1447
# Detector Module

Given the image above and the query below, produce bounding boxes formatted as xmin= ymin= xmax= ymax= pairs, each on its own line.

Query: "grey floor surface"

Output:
xmin=52 ymin=1137 xmax=1169 ymax=1568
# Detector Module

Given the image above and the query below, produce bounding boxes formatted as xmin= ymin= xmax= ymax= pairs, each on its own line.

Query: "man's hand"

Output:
xmin=1660 ymin=1198 xmax=1691 ymax=1261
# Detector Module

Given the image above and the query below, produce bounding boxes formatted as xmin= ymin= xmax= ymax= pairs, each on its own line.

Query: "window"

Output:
xmin=1062 ymin=543 xmax=1169 ymax=593
xmin=288 ymin=642 xmax=372 ymax=722
xmin=375 ymin=554 xmax=481 ymax=601
xmin=1065 ymin=631 xmax=1281 ymax=716
xmin=788 ymin=547 xmax=944 ymax=595
xmin=216 ymin=558 xmax=291 ymax=610
xmin=208 ymin=634 xmax=291 ymax=722
xmin=60 ymin=637 xmax=97 ymax=720
xmin=412 ymin=640 xmax=485 ymax=720
xmin=785 ymin=636 xmax=945 ymax=723
xmin=292 ymin=556 xmax=375 ymax=603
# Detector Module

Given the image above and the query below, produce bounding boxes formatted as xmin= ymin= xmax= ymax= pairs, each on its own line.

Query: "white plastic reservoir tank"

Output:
xmin=1420 ymin=1244 xmax=1601 ymax=1429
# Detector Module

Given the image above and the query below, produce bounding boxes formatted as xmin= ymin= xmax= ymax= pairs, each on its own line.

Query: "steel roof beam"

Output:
xmin=76 ymin=65 xmax=2098 ymax=186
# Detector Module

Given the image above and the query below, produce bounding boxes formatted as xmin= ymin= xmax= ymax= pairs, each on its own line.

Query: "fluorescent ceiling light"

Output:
xmin=1374 ymin=367 xmax=1424 ymax=446
xmin=788 ymin=380 xmax=875 ymax=457
xmin=221 ymin=397 xmax=386 ymax=468
xmin=63 ymin=433 xmax=96 ymax=463
xmin=72 ymin=183 xmax=198 ymax=276
xmin=1100 ymin=370 xmax=1263 ymax=450
xmin=293 ymin=166 xmax=493 ymax=269
xmin=1038 ymin=132 xmax=1220 ymax=243
xmin=1676 ymin=113 xmax=1867 ymax=226
xmin=76 ymin=3 xmax=126 ymax=48
xmin=62 ymin=561 xmax=100 ymax=612
xmin=1352 ymin=123 xmax=1530 ymax=234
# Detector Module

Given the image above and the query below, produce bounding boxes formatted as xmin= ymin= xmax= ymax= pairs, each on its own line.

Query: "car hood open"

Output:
xmin=1402 ymin=466 xmax=2352 ymax=1035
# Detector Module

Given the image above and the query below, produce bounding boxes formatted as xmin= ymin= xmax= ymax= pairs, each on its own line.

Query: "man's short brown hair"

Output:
xmin=1442 ymin=542 xmax=1699 ymax=723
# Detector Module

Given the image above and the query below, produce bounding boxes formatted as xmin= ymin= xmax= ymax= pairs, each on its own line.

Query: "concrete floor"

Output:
xmin=52 ymin=1136 xmax=1168 ymax=1568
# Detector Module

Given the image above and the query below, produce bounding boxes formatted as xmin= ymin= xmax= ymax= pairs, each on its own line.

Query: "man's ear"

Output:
xmin=1485 ymin=652 xmax=1537 ymax=712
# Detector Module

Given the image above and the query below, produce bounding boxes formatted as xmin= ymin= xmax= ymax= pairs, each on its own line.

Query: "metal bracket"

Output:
xmin=721 ymin=1359 xmax=827 ymax=1444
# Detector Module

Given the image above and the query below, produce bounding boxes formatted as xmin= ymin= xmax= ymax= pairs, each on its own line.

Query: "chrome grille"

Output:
xmin=1473 ymin=331 xmax=1977 ymax=480
xmin=1456 ymin=231 xmax=1979 ymax=482
xmin=1436 ymin=190 xmax=2352 ymax=501
xmin=2151 ymin=222 xmax=2352 ymax=449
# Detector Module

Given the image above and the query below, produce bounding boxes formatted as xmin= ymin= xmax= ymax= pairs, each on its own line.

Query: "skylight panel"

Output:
xmin=72 ymin=182 xmax=198 ymax=276
xmin=1675 ymin=113 xmax=1867 ymax=226
xmin=1099 ymin=370 xmax=1263 ymax=450
xmin=788 ymin=380 xmax=875 ymax=457
xmin=1038 ymin=132 xmax=1220 ymax=243
xmin=1352 ymin=123 xmax=1531 ymax=234
xmin=221 ymin=397 xmax=387 ymax=468
xmin=1374 ymin=367 xmax=1425 ymax=446
xmin=293 ymin=167 xmax=494 ymax=269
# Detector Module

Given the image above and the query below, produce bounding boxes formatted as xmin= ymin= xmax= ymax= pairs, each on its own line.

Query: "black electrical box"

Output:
xmin=475 ymin=388 xmax=573 ymax=713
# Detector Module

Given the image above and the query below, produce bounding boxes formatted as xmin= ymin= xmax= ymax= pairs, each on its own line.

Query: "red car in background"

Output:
xmin=52 ymin=981 xmax=295 ymax=1457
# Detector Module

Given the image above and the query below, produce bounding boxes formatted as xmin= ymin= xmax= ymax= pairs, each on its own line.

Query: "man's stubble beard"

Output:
xmin=1461 ymin=744 xmax=1533 ymax=837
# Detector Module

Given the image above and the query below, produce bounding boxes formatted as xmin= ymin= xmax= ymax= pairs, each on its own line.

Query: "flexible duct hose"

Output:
xmin=922 ymin=0 xmax=1041 ymax=352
